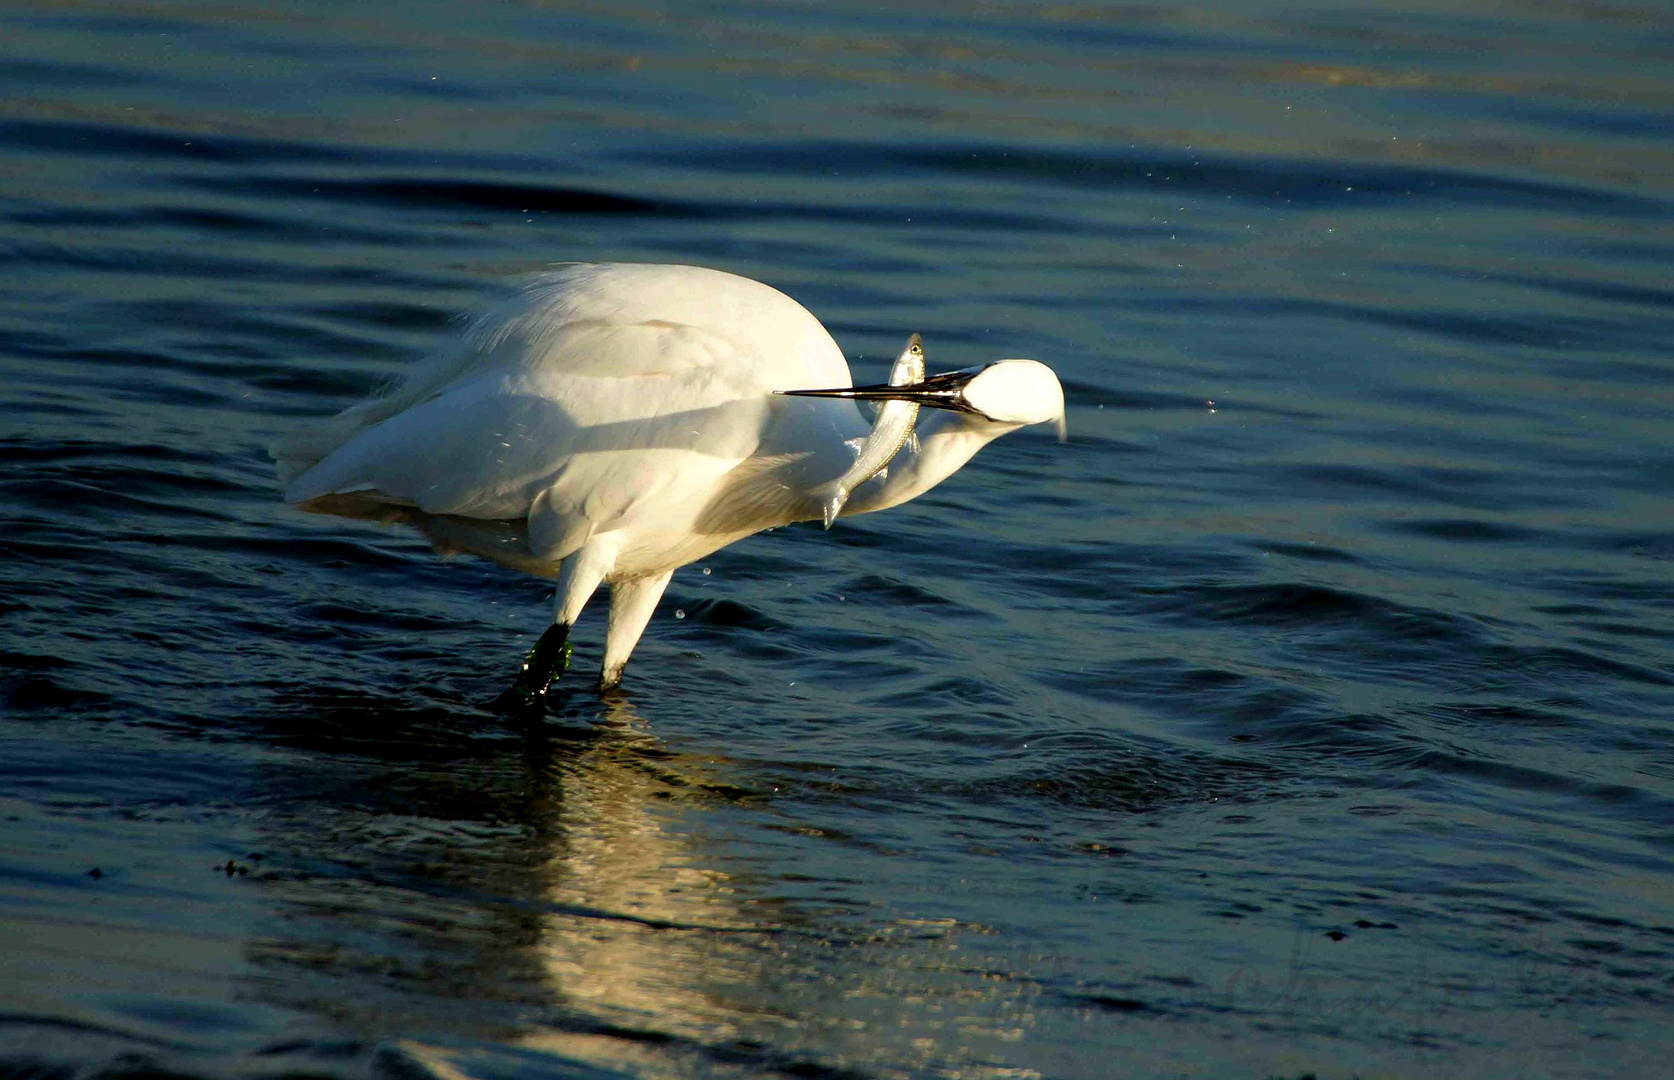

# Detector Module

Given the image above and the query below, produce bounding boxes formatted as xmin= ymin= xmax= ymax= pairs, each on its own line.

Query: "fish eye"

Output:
xmin=910 ymin=343 xmax=922 ymax=355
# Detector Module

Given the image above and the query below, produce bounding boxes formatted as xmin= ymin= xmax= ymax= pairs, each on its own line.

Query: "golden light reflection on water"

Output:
xmin=245 ymin=692 xmax=1048 ymax=1078
xmin=507 ymin=702 xmax=1048 ymax=1079
xmin=520 ymin=700 xmax=767 ymax=1052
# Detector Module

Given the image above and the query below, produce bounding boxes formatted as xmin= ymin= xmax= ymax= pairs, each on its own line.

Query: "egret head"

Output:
xmin=960 ymin=359 xmax=1066 ymax=433
xmin=780 ymin=357 xmax=1067 ymax=440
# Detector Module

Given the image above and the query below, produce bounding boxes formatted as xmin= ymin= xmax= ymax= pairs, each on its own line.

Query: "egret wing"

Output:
xmin=279 ymin=264 xmax=855 ymax=560
xmin=288 ymin=324 xmax=761 ymax=503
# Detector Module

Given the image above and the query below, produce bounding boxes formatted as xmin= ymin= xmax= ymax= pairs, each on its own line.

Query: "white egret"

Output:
xmin=275 ymin=263 xmax=1064 ymax=707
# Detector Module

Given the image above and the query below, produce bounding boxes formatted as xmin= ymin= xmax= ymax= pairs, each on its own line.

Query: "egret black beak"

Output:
xmin=776 ymin=368 xmax=983 ymax=414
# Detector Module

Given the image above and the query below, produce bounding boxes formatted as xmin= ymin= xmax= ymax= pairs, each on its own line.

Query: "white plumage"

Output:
xmin=276 ymin=263 xmax=1064 ymax=697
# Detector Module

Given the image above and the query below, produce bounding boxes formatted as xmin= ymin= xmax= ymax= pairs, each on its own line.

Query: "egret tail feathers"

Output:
xmin=269 ymin=392 xmax=405 ymax=493
xmin=270 ymin=423 xmax=345 ymax=488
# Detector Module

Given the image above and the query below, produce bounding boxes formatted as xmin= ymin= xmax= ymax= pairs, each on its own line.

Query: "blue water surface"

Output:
xmin=2 ymin=2 xmax=1672 ymax=1078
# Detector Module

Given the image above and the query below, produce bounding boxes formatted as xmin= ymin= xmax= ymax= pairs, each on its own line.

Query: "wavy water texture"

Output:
xmin=2 ymin=1 xmax=1673 ymax=1079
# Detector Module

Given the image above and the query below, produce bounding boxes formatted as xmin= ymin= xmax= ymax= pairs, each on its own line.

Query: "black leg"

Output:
xmin=490 ymin=622 xmax=572 ymax=714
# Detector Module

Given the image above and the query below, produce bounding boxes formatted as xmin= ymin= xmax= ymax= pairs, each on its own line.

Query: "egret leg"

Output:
xmin=491 ymin=622 xmax=572 ymax=714
xmin=491 ymin=542 xmax=613 ymax=714
xmin=600 ymin=570 xmax=673 ymax=693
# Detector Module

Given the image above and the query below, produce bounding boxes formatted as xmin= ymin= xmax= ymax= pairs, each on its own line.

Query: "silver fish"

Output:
xmin=816 ymin=333 xmax=924 ymax=529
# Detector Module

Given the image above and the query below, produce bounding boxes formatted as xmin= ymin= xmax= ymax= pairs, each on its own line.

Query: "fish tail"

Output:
xmin=817 ymin=480 xmax=851 ymax=529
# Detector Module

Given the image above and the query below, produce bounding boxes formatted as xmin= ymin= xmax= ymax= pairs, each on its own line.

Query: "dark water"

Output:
xmin=3 ymin=2 xmax=1673 ymax=1077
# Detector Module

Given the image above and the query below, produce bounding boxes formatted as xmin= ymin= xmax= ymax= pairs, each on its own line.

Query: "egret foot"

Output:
xmin=490 ymin=623 xmax=572 ymax=714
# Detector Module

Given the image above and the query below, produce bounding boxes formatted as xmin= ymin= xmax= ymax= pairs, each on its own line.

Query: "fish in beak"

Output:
xmin=805 ymin=333 xmax=927 ymax=529
xmin=777 ymin=365 xmax=986 ymax=415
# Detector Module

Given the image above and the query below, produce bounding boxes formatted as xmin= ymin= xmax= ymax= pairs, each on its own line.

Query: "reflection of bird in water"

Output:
xmin=243 ymin=694 xmax=1038 ymax=1076
xmin=275 ymin=263 xmax=1065 ymax=703
xmin=236 ymin=693 xmax=786 ymax=1075
xmin=521 ymin=697 xmax=769 ymax=1058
